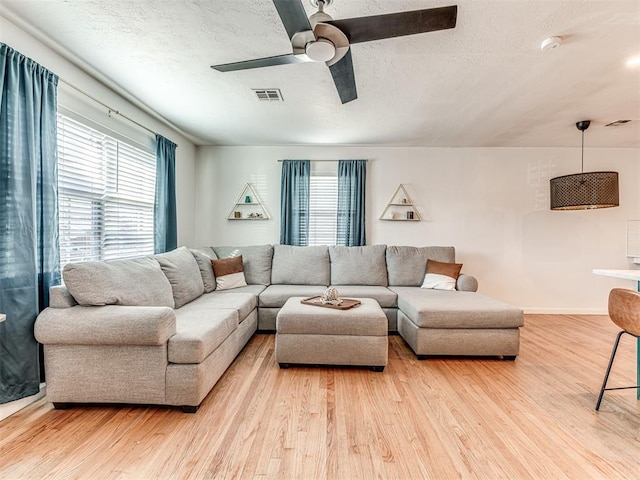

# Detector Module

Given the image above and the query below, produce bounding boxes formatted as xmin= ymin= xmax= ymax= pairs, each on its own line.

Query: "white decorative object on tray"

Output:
xmin=321 ymin=287 xmax=342 ymax=306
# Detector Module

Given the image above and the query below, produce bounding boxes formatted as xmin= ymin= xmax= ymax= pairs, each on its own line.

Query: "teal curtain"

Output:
xmin=0 ymin=43 xmax=60 ymax=404
xmin=154 ymin=134 xmax=177 ymax=253
xmin=337 ymin=160 xmax=366 ymax=246
xmin=280 ymin=160 xmax=310 ymax=246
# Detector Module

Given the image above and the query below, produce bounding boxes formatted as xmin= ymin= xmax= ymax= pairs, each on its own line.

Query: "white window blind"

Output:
xmin=308 ymin=162 xmax=338 ymax=246
xmin=57 ymin=114 xmax=156 ymax=267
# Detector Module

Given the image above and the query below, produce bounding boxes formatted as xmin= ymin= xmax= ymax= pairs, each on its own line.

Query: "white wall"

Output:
xmin=195 ymin=145 xmax=640 ymax=314
xmin=1 ymin=15 xmax=197 ymax=245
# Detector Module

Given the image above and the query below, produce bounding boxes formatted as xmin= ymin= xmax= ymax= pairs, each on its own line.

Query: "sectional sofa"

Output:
xmin=35 ymin=244 xmax=523 ymax=412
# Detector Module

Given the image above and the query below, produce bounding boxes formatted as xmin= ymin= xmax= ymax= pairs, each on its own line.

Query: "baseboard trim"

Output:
xmin=0 ymin=383 xmax=46 ymax=422
xmin=523 ymin=308 xmax=608 ymax=315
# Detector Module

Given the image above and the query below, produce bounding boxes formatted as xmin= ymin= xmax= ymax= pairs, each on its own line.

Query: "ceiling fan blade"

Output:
xmin=329 ymin=49 xmax=357 ymax=104
xmin=325 ymin=5 xmax=457 ymax=44
xmin=272 ymin=0 xmax=312 ymax=40
xmin=211 ymin=54 xmax=310 ymax=72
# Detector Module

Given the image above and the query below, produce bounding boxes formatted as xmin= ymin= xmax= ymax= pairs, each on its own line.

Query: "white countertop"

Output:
xmin=593 ymin=269 xmax=640 ymax=281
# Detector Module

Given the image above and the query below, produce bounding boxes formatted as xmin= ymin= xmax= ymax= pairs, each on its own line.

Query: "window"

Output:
xmin=308 ymin=162 xmax=338 ymax=246
xmin=57 ymin=114 xmax=156 ymax=268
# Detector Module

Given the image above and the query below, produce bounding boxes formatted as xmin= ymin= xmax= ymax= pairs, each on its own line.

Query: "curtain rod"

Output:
xmin=277 ymin=159 xmax=368 ymax=162
xmin=59 ymin=78 xmax=156 ymax=137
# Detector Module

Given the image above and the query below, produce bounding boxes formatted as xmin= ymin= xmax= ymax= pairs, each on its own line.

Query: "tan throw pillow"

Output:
xmin=211 ymin=256 xmax=247 ymax=290
xmin=421 ymin=259 xmax=463 ymax=291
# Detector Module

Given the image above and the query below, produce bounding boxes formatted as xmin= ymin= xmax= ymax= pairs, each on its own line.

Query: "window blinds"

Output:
xmin=57 ymin=114 xmax=155 ymax=267
xmin=308 ymin=169 xmax=338 ymax=246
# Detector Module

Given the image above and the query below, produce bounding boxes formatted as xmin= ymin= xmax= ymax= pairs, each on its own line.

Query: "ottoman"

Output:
xmin=275 ymin=297 xmax=388 ymax=371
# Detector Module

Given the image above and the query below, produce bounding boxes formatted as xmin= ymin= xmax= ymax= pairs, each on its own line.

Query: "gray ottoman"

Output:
xmin=275 ymin=297 xmax=388 ymax=371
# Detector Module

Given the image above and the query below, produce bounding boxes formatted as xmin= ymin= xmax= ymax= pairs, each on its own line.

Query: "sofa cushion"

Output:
xmin=386 ymin=246 xmax=456 ymax=286
xmin=63 ymin=257 xmax=175 ymax=307
xmin=212 ymin=256 xmax=247 ymax=290
xmin=213 ymin=245 xmax=273 ymax=285
xmin=329 ymin=245 xmax=388 ymax=286
xmin=327 ymin=285 xmax=397 ymax=308
xmin=155 ymin=247 xmax=205 ymax=308
xmin=271 ymin=245 xmax=330 ymax=285
xmin=390 ymin=287 xmax=524 ymax=329
xmin=210 ymin=284 xmax=267 ymax=296
xmin=169 ymin=308 xmax=238 ymax=364
xmin=204 ymin=291 xmax=257 ymax=322
xmin=190 ymin=247 xmax=218 ymax=293
xmin=259 ymin=285 xmax=328 ymax=308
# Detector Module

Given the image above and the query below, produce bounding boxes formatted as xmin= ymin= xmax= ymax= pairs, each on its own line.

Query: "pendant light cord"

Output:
xmin=581 ymin=129 xmax=585 ymax=173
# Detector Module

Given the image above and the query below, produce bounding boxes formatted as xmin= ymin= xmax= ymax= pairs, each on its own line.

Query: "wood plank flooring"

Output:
xmin=1 ymin=314 xmax=639 ymax=479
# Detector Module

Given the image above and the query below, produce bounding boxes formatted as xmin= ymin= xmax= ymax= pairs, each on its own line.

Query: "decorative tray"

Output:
xmin=300 ymin=296 xmax=361 ymax=310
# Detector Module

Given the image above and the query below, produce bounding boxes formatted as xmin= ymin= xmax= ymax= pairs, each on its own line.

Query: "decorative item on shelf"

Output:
xmin=550 ymin=120 xmax=619 ymax=210
xmin=401 ymin=197 xmax=408 ymax=204
xmin=245 ymin=195 xmax=251 ymax=203
xmin=321 ymin=287 xmax=342 ymax=306
xmin=391 ymin=211 xmax=398 ymax=219
xmin=407 ymin=211 xmax=414 ymax=220
xmin=234 ymin=211 xmax=242 ymax=218
xmin=248 ymin=212 xmax=264 ymax=218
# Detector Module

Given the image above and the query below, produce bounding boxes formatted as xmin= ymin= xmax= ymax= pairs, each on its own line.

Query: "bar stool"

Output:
xmin=595 ymin=288 xmax=640 ymax=410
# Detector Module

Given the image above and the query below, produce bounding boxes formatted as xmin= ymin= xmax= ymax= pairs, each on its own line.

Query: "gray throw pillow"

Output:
xmin=63 ymin=257 xmax=175 ymax=307
xmin=155 ymin=247 xmax=205 ymax=308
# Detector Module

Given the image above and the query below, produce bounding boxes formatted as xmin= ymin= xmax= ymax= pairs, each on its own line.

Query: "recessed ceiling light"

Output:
xmin=626 ymin=54 xmax=640 ymax=67
xmin=541 ymin=36 xmax=562 ymax=52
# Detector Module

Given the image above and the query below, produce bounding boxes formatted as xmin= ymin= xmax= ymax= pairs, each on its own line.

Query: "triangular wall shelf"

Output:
xmin=379 ymin=184 xmax=422 ymax=221
xmin=226 ymin=183 xmax=270 ymax=220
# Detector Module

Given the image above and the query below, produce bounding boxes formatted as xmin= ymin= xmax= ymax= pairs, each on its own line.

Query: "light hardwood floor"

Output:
xmin=1 ymin=314 xmax=639 ymax=479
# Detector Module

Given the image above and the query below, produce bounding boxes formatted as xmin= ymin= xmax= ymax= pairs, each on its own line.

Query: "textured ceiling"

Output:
xmin=2 ymin=0 xmax=640 ymax=147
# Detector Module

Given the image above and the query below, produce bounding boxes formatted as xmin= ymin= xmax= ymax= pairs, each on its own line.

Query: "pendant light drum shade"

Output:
xmin=550 ymin=171 xmax=619 ymax=210
xmin=549 ymin=120 xmax=619 ymax=210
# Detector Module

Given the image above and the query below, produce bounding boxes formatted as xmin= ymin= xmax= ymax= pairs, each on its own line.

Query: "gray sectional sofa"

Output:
xmin=35 ymin=244 xmax=524 ymax=412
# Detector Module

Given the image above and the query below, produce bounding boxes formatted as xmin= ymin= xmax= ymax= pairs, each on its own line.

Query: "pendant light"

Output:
xmin=550 ymin=120 xmax=619 ymax=210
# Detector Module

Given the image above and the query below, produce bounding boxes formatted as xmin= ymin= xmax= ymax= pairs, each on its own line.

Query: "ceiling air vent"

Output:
xmin=253 ymin=89 xmax=283 ymax=102
xmin=605 ymin=119 xmax=632 ymax=127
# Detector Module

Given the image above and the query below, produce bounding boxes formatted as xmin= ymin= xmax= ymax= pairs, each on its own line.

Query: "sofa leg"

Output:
xmin=372 ymin=366 xmax=385 ymax=372
xmin=52 ymin=402 xmax=72 ymax=410
xmin=417 ymin=355 xmax=429 ymax=360
xmin=279 ymin=363 xmax=290 ymax=369
xmin=504 ymin=355 xmax=517 ymax=361
xmin=181 ymin=405 xmax=199 ymax=414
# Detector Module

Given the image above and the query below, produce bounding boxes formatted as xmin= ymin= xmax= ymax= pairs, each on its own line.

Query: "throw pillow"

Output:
xmin=212 ymin=256 xmax=247 ymax=290
xmin=421 ymin=259 xmax=463 ymax=291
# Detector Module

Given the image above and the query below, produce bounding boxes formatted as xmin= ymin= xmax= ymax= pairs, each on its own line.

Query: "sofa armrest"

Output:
xmin=456 ymin=274 xmax=478 ymax=292
xmin=35 ymin=305 xmax=177 ymax=346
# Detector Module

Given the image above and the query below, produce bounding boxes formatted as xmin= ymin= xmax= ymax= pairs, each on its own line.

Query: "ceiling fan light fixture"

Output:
xmin=550 ymin=120 xmax=620 ymax=210
xmin=306 ymin=38 xmax=336 ymax=62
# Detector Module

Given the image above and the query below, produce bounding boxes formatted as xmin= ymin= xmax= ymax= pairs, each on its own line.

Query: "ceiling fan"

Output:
xmin=211 ymin=0 xmax=458 ymax=104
